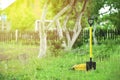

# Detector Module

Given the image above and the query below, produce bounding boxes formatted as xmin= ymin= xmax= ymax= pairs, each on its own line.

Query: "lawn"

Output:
xmin=0 ymin=41 xmax=120 ymax=80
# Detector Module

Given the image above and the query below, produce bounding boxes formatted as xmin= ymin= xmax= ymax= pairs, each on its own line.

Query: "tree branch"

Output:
xmin=47 ymin=0 xmax=75 ymax=28
xmin=70 ymin=0 xmax=88 ymax=48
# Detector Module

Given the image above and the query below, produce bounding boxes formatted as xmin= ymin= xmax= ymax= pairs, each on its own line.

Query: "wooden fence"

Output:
xmin=0 ymin=31 xmax=39 ymax=45
xmin=75 ymin=29 xmax=120 ymax=46
xmin=0 ymin=29 xmax=120 ymax=45
xmin=82 ymin=29 xmax=120 ymax=42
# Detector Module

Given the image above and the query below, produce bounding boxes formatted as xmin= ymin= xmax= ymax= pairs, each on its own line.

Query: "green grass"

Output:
xmin=0 ymin=41 xmax=120 ymax=80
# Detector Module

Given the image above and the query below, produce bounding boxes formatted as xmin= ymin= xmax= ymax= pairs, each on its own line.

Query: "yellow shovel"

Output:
xmin=72 ymin=17 xmax=96 ymax=71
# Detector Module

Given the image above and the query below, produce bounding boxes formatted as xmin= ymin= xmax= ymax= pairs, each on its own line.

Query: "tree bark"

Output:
xmin=38 ymin=0 xmax=89 ymax=56
xmin=38 ymin=1 xmax=48 ymax=58
xmin=47 ymin=0 xmax=75 ymax=28
xmin=65 ymin=0 xmax=88 ymax=49
xmin=93 ymin=22 xmax=97 ymax=45
xmin=56 ymin=19 xmax=63 ymax=39
xmin=69 ymin=13 xmax=83 ymax=49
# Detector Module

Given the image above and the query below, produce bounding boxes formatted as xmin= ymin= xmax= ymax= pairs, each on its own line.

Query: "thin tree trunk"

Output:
xmin=56 ymin=19 xmax=63 ymax=39
xmin=69 ymin=13 xmax=83 ymax=49
xmin=38 ymin=0 xmax=75 ymax=57
xmin=38 ymin=1 xmax=48 ymax=58
xmin=66 ymin=0 xmax=88 ymax=49
xmin=93 ymin=22 xmax=97 ymax=45
xmin=63 ymin=13 xmax=71 ymax=49
xmin=38 ymin=31 xmax=47 ymax=58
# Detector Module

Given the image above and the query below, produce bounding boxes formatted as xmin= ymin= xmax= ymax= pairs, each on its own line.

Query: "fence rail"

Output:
xmin=82 ymin=29 xmax=120 ymax=43
xmin=0 ymin=29 xmax=120 ymax=45
xmin=73 ymin=29 xmax=120 ymax=47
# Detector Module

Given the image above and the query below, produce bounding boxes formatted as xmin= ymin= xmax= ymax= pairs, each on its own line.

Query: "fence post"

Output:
xmin=15 ymin=29 xmax=18 ymax=42
xmin=107 ymin=30 xmax=108 ymax=39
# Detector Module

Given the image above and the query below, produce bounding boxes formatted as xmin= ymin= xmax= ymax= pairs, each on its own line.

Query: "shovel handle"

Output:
xmin=90 ymin=27 xmax=92 ymax=58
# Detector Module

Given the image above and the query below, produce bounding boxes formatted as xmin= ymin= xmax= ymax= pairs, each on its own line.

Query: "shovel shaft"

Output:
xmin=90 ymin=27 xmax=92 ymax=58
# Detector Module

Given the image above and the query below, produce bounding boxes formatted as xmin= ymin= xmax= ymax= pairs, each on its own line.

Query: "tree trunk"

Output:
xmin=64 ymin=0 xmax=88 ymax=49
xmin=56 ymin=19 xmax=63 ymax=39
xmin=38 ymin=31 xmax=47 ymax=58
xmin=38 ymin=1 xmax=48 ymax=58
xmin=37 ymin=0 xmax=89 ymax=56
xmin=64 ymin=14 xmax=71 ymax=47
xmin=38 ymin=0 xmax=75 ymax=57
xmin=93 ymin=22 xmax=97 ymax=45
xmin=67 ymin=13 xmax=83 ymax=49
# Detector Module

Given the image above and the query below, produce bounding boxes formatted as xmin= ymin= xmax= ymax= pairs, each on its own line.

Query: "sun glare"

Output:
xmin=0 ymin=0 xmax=15 ymax=10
